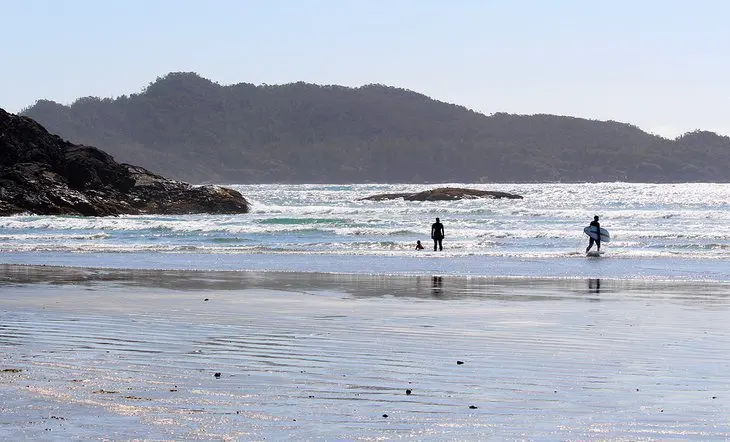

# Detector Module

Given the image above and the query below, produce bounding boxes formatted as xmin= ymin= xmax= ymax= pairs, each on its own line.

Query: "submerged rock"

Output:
xmin=0 ymin=108 xmax=250 ymax=216
xmin=360 ymin=187 xmax=523 ymax=201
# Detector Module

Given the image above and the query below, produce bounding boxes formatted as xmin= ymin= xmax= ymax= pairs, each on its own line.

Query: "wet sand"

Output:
xmin=1 ymin=264 xmax=729 ymax=439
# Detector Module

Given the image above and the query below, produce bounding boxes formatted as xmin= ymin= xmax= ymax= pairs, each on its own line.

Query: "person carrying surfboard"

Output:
xmin=586 ymin=215 xmax=601 ymax=254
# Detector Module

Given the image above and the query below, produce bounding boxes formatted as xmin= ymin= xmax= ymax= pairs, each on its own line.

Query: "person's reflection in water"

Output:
xmin=432 ymin=276 xmax=443 ymax=296
xmin=588 ymin=278 xmax=601 ymax=294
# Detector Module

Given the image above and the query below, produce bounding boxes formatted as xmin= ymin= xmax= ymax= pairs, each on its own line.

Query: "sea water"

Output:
xmin=1 ymin=183 xmax=728 ymax=280
xmin=2 ymin=183 xmax=730 ymax=440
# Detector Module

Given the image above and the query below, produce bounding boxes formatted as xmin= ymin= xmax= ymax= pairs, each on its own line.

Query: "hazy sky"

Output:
xmin=3 ymin=0 xmax=729 ymax=138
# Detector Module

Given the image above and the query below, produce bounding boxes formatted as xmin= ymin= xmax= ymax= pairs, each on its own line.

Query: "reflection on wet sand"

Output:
xmin=431 ymin=276 xmax=443 ymax=296
xmin=588 ymin=278 xmax=601 ymax=294
xmin=2 ymin=264 xmax=730 ymax=303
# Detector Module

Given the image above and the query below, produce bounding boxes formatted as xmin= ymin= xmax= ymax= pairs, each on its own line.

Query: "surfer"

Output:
xmin=431 ymin=217 xmax=445 ymax=251
xmin=415 ymin=240 xmax=424 ymax=250
xmin=586 ymin=215 xmax=601 ymax=254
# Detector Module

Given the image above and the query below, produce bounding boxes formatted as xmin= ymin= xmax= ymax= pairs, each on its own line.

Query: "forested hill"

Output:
xmin=22 ymin=72 xmax=730 ymax=183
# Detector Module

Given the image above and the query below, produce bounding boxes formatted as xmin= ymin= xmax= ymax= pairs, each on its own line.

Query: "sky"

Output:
xmin=2 ymin=0 xmax=729 ymax=138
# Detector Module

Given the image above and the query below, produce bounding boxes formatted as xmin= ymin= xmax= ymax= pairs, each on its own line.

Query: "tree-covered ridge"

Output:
xmin=22 ymin=72 xmax=730 ymax=183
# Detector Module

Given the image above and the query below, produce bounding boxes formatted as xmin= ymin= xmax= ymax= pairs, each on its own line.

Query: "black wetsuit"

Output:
xmin=586 ymin=219 xmax=601 ymax=253
xmin=431 ymin=221 xmax=444 ymax=251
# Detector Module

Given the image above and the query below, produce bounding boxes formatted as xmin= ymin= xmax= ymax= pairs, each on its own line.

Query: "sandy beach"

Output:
xmin=1 ymin=264 xmax=729 ymax=440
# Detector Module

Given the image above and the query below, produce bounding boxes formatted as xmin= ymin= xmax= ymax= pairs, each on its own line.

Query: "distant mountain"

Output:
xmin=21 ymin=72 xmax=730 ymax=183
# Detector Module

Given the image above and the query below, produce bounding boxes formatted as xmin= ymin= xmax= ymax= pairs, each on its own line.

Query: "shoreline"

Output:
xmin=3 ymin=250 xmax=730 ymax=282
xmin=2 ymin=263 xmax=730 ymax=300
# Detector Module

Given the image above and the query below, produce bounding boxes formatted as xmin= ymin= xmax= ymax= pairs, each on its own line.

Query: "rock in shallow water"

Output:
xmin=360 ymin=187 xmax=523 ymax=201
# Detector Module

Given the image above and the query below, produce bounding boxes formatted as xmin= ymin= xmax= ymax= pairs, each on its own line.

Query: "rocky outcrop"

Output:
xmin=0 ymin=108 xmax=249 ymax=216
xmin=361 ymin=187 xmax=523 ymax=201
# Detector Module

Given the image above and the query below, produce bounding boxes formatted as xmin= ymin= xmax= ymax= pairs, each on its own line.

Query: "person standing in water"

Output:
xmin=431 ymin=217 xmax=445 ymax=251
xmin=586 ymin=215 xmax=601 ymax=254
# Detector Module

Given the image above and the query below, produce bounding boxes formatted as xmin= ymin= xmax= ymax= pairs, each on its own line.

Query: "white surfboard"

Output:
xmin=583 ymin=225 xmax=610 ymax=242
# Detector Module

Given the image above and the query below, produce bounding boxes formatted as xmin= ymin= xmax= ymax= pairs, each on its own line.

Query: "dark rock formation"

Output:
xmin=360 ymin=187 xmax=523 ymax=201
xmin=0 ymin=108 xmax=249 ymax=216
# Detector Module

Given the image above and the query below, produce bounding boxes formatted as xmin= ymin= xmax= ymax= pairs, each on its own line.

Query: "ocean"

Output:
xmin=1 ymin=183 xmax=728 ymax=280
xmin=3 ymin=182 xmax=730 ymax=439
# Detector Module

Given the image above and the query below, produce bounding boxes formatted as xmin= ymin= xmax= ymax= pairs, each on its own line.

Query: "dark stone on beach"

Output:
xmin=204 ymin=298 xmax=209 ymax=301
xmin=456 ymin=360 xmax=464 ymax=365
xmin=360 ymin=187 xmax=523 ymax=202
xmin=0 ymin=108 xmax=250 ymax=216
xmin=214 ymin=372 xmax=221 ymax=378
xmin=469 ymin=405 xmax=478 ymax=409
xmin=93 ymin=389 xmax=118 ymax=394
xmin=382 ymin=414 xmax=388 ymax=418
xmin=406 ymin=389 xmax=412 ymax=395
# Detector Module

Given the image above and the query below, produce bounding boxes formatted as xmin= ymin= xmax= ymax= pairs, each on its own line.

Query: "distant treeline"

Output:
xmin=22 ymin=72 xmax=730 ymax=183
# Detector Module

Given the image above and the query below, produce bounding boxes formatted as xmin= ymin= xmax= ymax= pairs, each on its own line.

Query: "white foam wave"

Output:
xmin=1 ymin=242 xmax=726 ymax=261
xmin=0 ymin=233 xmax=110 ymax=241
xmin=1 ymin=183 xmax=728 ymax=272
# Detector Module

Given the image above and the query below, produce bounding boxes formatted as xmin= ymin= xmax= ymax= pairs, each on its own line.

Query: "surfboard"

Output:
xmin=583 ymin=225 xmax=610 ymax=242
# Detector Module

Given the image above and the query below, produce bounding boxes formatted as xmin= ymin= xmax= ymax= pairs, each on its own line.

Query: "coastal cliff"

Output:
xmin=0 ymin=108 xmax=250 ymax=216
